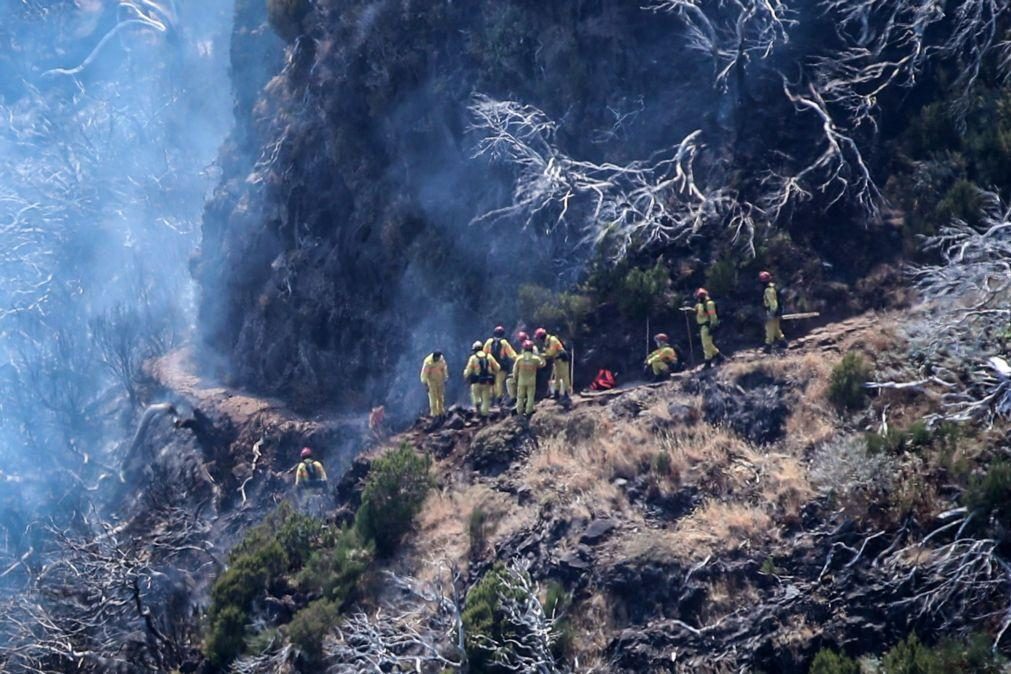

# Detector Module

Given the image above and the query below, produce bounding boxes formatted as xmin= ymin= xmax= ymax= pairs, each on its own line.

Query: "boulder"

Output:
xmin=469 ymin=416 xmax=534 ymax=472
xmin=702 ymin=373 xmax=790 ymax=445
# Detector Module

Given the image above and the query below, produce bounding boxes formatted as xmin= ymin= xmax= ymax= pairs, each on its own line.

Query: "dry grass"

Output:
xmin=670 ymin=501 xmax=776 ymax=561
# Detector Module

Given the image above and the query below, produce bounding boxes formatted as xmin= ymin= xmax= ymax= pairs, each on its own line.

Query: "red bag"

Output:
xmin=590 ymin=369 xmax=616 ymax=391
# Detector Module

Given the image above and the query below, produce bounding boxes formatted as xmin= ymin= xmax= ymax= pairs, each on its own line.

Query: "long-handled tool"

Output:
xmin=781 ymin=312 xmax=821 ymax=321
xmin=679 ymin=307 xmax=696 ymax=367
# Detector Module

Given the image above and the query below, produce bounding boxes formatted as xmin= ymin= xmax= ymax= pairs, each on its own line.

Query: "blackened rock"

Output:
xmin=702 ymin=378 xmax=789 ymax=445
xmin=580 ymin=518 xmax=617 ymax=545
xmin=422 ymin=430 xmax=458 ymax=459
xmin=469 ymin=416 xmax=533 ymax=473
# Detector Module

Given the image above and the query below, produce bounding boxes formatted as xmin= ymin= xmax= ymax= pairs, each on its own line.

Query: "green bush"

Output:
xmin=266 ymin=0 xmax=309 ymax=42
xmin=866 ymin=421 xmax=932 ymax=455
xmin=618 ymin=261 xmax=670 ymax=319
xmin=543 ymin=581 xmax=573 ymax=661
xmin=651 ymin=450 xmax=673 ymax=478
xmin=963 ymin=460 xmax=1011 ymax=525
xmin=809 ymin=648 xmax=860 ymax=674
xmin=354 ymin=443 xmax=433 ymax=556
xmin=880 ymin=633 xmax=1006 ymax=674
xmin=705 ymin=259 xmax=738 ymax=299
xmin=296 ymin=527 xmax=373 ymax=602
xmin=463 ymin=564 xmax=522 ymax=672
xmin=203 ymin=505 xmax=330 ymax=667
xmin=517 ymin=284 xmax=593 ymax=338
xmin=828 ymin=352 xmax=872 ymax=411
xmin=287 ymin=598 xmax=339 ymax=662
xmin=468 ymin=506 xmax=489 ymax=559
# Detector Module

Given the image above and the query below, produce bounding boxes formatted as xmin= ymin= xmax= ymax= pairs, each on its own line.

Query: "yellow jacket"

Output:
xmin=541 ymin=334 xmax=566 ymax=359
xmin=420 ymin=353 xmax=449 ymax=384
xmin=295 ymin=459 xmax=328 ymax=486
xmin=647 ymin=345 xmax=678 ymax=367
xmin=513 ymin=351 xmax=546 ymax=386
xmin=763 ymin=283 xmax=780 ymax=316
xmin=464 ymin=352 xmax=500 ymax=382
xmin=484 ymin=337 xmax=517 ymax=366
xmin=695 ymin=299 xmax=718 ymax=327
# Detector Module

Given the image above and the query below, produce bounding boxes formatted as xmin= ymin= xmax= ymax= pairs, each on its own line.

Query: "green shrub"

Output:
xmin=203 ymin=505 xmax=325 ymax=667
xmin=828 ymin=352 xmax=872 ymax=411
xmin=543 ymin=582 xmax=573 ymax=661
xmin=296 ymin=527 xmax=373 ymax=603
xmin=651 ymin=450 xmax=673 ymax=478
xmin=468 ymin=506 xmax=489 ymax=559
xmin=963 ymin=460 xmax=1011 ymax=524
xmin=881 ymin=633 xmax=1006 ymax=674
xmin=809 ymin=648 xmax=860 ymax=674
xmin=266 ymin=0 xmax=309 ymax=42
xmin=354 ymin=443 xmax=433 ymax=556
xmin=866 ymin=421 xmax=932 ymax=455
xmin=618 ymin=261 xmax=670 ymax=319
xmin=287 ymin=598 xmax=339 ymax=662
xmin=705 ymin=259 xmax=738 ymax=299
xmin=462 ymin=564 xmax=526 ymax=673
xmin=517 ymin=284 xmax=593 ymax=338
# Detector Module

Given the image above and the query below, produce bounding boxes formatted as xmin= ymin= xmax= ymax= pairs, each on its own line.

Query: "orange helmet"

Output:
xmin=522 ymin=340 xmax=535 ymax=351
xmin=517 ymin=331 xmax=529 ymax=342
xmin=300 ymin=447 xmax=313 ymax=459
xmin=654 ymin=333 xmax=669 ymax=343
xmin=534 ymin=328 xmax=548 ymax=341
xmin=759 ymin=271 xmax=772 ymax=283
xmin=695 ymin=288 xmax=708 ymax=300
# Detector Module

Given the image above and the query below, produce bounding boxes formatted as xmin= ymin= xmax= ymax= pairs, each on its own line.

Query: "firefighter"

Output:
xmin=420 ymin=351 xmax=449 ymax=417
xmin=695 ymin=288 xmax=723 ymax=368
xmin=513 ymin=340 xmax=546 ymax=416
xmin=484 ymin=326 xmax=517 ymax=405
xmin=535 ymin=328 xmax=572 ymax=401
xmin=464 ymin=341 xmax=500 ymax=418
xmin=505 ymin=330 xmax=531 ymax=401
xmin=295 ymin=447 xmax=328 ymax=488
xmin=645 ymin=333 xmax=679 ymax=380
xmin=760 ymin=271 xmax=787 ymax=353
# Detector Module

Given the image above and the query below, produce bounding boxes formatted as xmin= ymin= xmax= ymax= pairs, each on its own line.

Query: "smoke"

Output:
xmin=0 ymin=1 xmax=234 ymax=554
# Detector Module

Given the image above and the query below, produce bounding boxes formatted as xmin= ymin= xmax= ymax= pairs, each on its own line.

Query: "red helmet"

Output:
xmin=654 ymin=333 xmax=669 ymax=343
xmin=695 ymin=288 xmax=708 ymax=300
xmin=300 ymin=447 xmax=313 ymax=459
xmin=522 ymin=340 xmax=535 ymax=351
xmin=759 ymin=271 xmax=773 ymax=283
xmin=534 ymin=328 xmax=548 ymax=341
xmin=517 ymin=331 xmax=529 ymax=342
xmin=493 ymin=325 xmax=506 ymax=337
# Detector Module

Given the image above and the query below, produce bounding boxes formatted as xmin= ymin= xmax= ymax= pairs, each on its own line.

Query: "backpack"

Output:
xmin=552 ymin=336 xmax=571 ymax=362
xmin=303 ymin=459 xmax=319 ymax=482
xmin=491 ymin=338 xmax=513 ymax=373
xmin=767 ymin=285 xmax=784 ymax=317
xmin=469 ymin=354 xmax=495 ymax=384
xmin=590 ymin=369 xmax=616 ymax=391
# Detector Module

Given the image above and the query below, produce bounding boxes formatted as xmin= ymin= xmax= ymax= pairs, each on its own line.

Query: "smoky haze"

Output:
xmin=0 ymin=0 xmax=234 ymax=557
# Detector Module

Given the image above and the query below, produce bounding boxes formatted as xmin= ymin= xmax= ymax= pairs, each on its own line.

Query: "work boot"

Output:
xmin=763 ymin=344 xmax=773 ymax=354
xmin=704 ymin=359 xmax=714 ymax=370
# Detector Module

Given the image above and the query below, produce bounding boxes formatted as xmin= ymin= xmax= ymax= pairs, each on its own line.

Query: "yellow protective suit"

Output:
xmin=484 ymin=337 xmax=518 ymax=399
xmin=513 ymin=351 xmax=546 ymax=415
xmin=464 ymin=351 xmax=500 ymax=417
xmin=295 ymin=459 xmax=328 ymax=487
xmin=541 ymin=334 xmax=571 ymax=396
xmin=695 ymin=298 xmax=721 ymax=362
xmin=646 ymin=345 xmax=678 ymax=376
xmin=420 ymin=353 xmax=449 ymax=416
xmin=763 ymin=283 xmax=786 ymax=346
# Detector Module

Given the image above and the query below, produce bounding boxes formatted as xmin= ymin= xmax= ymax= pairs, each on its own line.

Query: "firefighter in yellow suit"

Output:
xmin=513 ymin=341 xmax=546 ymax=415
xmin=295 ymin=447 xmax=328 ymax=488
xmin=535 ymin=328 xmax=571 ymax=400
xmin=645 ymin=333 xmax=679 ymax=379
xmin=484 ymin=326 xmax=517 ymax=405
xmin=464 ymin=341 xmax=500 ymax=418
xmin=759 ymin=271 xmax=786 ymax=352
xmin=420 ymin=351 xmax=449 ymax=416
xmin=694 ymin=288 xmax=722 ymax=368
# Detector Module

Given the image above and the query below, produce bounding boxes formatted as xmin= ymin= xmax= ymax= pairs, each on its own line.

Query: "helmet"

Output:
xmin=534 ymin=328 xmax=548 ymax=341
xmin=472 ymin=340 xmax=484 ymax=351
xmin=759 ymin=271 xmax=772 ymax=283
xmin=695 ymin=288 xmax=708 ymax=300
xmin=300 ymin=447 xmax=313 ymax=459
xmin=522 ymin=340 xmax=535 ymax=351
xmin=654 ymin=333 xmax=669 ymax=344
xmin=493 ymin=325 xmax=506 ymax=337
xmin=517 ymin=331 xmax=529 ymax=342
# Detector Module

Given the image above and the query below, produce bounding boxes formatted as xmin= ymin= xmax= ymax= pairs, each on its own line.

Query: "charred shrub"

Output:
xmin=354 ymin=442 xmax=433 ymax=557
xmin=828 ymin=352 xmax=871 ymax=411
xmin=267 ymin=0 xmax=309 ymax=42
